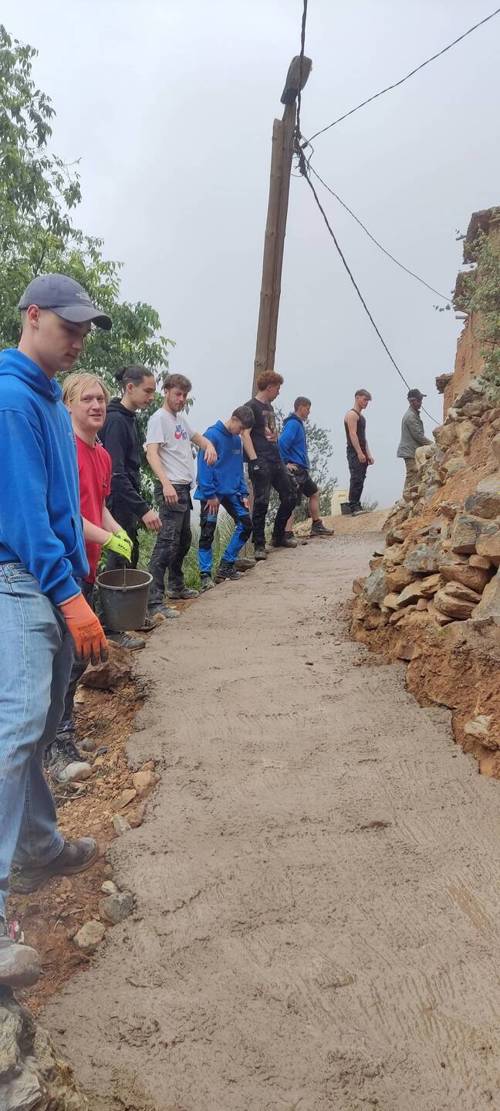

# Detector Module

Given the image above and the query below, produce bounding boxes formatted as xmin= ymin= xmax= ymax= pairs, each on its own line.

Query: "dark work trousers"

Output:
xmin=56 ymin=581 xmax=95 ymax=738
xmin=198 ymin=495 xmax=252 ymax=574
xmin=347 ymin=445 xmax=368 ymax=508
xmin=250 ymin=457 xmax=297 ymax=548
xmin=148 ymin=483 xmax=192 ymax=606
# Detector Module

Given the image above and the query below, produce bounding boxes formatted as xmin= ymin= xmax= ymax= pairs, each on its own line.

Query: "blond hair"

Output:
xmin=62 ymin=372 xmax=110 ymax=407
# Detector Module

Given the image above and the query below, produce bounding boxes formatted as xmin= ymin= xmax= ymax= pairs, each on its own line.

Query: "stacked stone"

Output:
xmin=0 ymin=987 xmax=87 ymax=1110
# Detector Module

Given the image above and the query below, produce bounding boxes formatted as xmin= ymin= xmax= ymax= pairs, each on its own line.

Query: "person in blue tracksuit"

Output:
xmin=195 ymin=405 xmax=255 ymax=589
xmin=279 ymin=396 xmax=334 ymax=539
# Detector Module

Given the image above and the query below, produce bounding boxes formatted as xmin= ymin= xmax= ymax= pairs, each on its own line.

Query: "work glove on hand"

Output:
xmin=102 ymin=529 xmax=133 ymax=562
xmin=59 ymin=594 xmax=108 ymax=665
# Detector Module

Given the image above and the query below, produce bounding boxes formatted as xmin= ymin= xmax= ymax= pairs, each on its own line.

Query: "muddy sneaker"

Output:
xmin=199 ymin=574 xmax=215 ymax=592
xmin=45 ymin=734 xmax=92 ymax=785
xmin=166 ymin=586 xmax=199 ymax=600
xmin=148 ymin=602 xmax=180 ymax=619
xmin=272 ymin=535 xmax=297 ymax=549
xmin=253 ymin=547 xmax=267 ymax=561
xmin=310 ymin=519 xmax=335 ymax=537
xmin=215 ymin=561 xmax=242 ymax=583
xmin=0 ymin=919 xmax=40 ymax=989
xmin=235 ymin=557 xmax=256 ymax=571
xmin=10 ymin=838 xmax=99 ymax=895
xmin=107 ymin=631 xmax=146 ymax=650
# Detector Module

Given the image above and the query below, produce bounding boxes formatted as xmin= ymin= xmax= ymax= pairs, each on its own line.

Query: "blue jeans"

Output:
xmin=0 ymin=563 xmax=72 ymax=920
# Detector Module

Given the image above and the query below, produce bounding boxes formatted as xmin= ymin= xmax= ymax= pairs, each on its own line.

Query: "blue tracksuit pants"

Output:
xmin=198 ymin=495 xmax=252 ymax=574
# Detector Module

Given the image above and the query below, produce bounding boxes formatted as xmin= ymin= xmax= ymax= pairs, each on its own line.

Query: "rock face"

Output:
xmin=351 ymin=370 xmax=500 ymax=775
xmin=0 ymin=988 xmax=87 ymax=1109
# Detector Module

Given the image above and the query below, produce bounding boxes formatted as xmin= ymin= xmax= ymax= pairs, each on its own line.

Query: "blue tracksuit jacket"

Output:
xmin=279 ymin=412 xmax=310 ymax=469
xmin=194 ymin=420 xmax=248 ymax=500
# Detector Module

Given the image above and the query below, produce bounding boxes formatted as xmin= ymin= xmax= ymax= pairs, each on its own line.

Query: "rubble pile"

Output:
xmin=0 ymin=987 xmax=87 ymax=1110
xmin=351 ymin=378 xmax=500 ymax=773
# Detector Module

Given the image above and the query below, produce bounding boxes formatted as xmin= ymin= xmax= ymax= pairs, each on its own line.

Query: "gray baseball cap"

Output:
xmin=18 ymin=273 xmax=112 ymax=330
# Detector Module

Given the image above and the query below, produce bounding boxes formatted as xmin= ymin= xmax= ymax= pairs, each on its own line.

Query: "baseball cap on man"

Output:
xmin=18 ymin=274 xmax=112 ymax=330
xmin=407 ymin=388 xmax=426 ymax=401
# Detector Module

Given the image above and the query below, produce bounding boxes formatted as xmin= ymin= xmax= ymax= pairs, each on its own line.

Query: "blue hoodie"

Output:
xmin=194 ymin=420 xmax=248 ymax=500
xmin=0 ymin=349 xmax=89 ymax=604
xmin=279 ymin=412 xmax=310 ymax=469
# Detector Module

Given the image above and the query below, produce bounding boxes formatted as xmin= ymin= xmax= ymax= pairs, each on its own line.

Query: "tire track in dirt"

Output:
xmin=44 ymin=531 xmax=500 ymax=1110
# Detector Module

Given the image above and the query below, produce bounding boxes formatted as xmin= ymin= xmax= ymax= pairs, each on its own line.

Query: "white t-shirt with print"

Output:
xmin=145 ymin=408 xmax=195 ymax=485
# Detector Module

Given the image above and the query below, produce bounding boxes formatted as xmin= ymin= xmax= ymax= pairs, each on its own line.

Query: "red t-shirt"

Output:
xmin=76 ymin=436 xmax=112 ymax=583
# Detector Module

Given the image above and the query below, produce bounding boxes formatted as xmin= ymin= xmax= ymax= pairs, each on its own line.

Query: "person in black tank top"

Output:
xmin=343 ymin=389 xmax=374 ymax=514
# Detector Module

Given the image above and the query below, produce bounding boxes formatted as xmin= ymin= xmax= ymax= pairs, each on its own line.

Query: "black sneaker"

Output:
xmin=351 ymin=504 xmax=366 ymax=516
xmin=0 ymin=919 xmax=40 ymax=988
xmin=107 ymin=631 xmax=146 ymax=649
xmin=215 ymin=561 xmax=242 ymax=583
xmin=148 ymin=602 xmax=180 ymax=620
xmin=235 ymin=557 xmax=256 ymax=571
xmin=272 ymin=536 xmax=298 ymax=549
xmin=199 ymin=574 xmax=215 ymax=592
xmin=254 ymin=547 xmax=268 ymax=561
xmin=10 ymin=837 xmax=99 ymax=895
xmin=167 ymin=586 xmax=199 ymax=600
xmin=310 ymin=520 xmax=335 ymax=537
xmin=45 ymin=733 xmax=92 ymax=785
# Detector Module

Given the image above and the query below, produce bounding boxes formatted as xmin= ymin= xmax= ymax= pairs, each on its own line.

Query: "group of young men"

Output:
xmin=0 ymin=274 xmax=334 ymax=989
xmin=0 ymin=271 xmax=429 ymax=991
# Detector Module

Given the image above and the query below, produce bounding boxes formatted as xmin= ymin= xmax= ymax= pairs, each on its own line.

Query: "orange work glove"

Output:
xmin=59 ymin=594 xmax=108 ymax=665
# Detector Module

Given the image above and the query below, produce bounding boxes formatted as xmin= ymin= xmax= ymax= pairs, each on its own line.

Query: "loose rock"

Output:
xmin=99 ymin=891 xmax=134 ymax=926
xmin=132 ymin=768 xmax=157 ymax=797
xmin=74 ymin=921 xmax=106 ymax=952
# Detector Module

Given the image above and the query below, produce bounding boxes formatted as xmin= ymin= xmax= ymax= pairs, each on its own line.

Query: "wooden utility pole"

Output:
xmin=252 ymin=55 xmax=312 ymax=395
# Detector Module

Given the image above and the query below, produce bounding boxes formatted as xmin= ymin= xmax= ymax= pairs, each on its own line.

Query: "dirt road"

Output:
xmin=45 ymin=528 xmax=500 ymax=1110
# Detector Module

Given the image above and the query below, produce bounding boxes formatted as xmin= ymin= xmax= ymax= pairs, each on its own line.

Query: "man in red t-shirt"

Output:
xmin=45 ymin=373 xmax=134 ymax=785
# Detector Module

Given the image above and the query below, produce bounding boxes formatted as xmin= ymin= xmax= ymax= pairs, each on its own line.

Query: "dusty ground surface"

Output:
xmin=43 ymin=526 xmax=500 ymax=1111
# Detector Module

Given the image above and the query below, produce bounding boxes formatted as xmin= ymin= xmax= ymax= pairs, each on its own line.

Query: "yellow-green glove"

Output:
xmin=102 ymin=530 xmax=133 ymax=562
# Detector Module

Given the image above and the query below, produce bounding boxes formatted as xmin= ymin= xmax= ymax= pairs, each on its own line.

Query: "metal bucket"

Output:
xmin=96 ymin=568 xmax=152 ymax=632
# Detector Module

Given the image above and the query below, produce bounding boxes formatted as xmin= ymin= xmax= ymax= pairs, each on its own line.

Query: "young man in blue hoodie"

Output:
xmin=0 ymin=274 xmax=110 ymax=989
xmin=279 ymin=397 xmax=333 ymax=538
xmin=195 ymin=406 xmax=255 ymax=589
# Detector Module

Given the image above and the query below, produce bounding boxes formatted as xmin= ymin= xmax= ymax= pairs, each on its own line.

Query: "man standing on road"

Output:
xmin=195 ymin=405 xmax=255 ymax=590
xmin=242 ymin=370 xmax=297 ymax=559
xmin=397 ymin=389 xmax=431 ymax=501
xmin=344 ymin=389 xmax=374 ymax=515
xmin=0 ymin=273 xmax=109 ymax=989
xmin=145 ymin=373 xmax=217 ymax=616
xmin=279 ymin=396 xmax=334 ymax=539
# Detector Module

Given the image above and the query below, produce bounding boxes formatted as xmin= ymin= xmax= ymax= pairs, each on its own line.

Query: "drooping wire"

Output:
xmin=304 ymin=6 xmax=500 ymax=145
xmin=309 ymin=164 xmax=450 ymax=302
xmin=295 ymin=140 xmax=439 ymax=424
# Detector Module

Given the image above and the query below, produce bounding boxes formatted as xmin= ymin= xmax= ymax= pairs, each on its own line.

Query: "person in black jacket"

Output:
xmin=101 ymin=366 xmax=162 ymax=566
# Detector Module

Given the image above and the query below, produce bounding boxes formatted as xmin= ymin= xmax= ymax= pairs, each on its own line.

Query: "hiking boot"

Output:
xmin=138 ymin=614 xmax=162 ymax=631
xmin=0 ymin=919 xmax=40 ymax=989
xmin=45 ymin=734 xmax=92 ymax=785
xmin=272 ymin=535 xmax=297 ymax=549
xmin=253 ymin=547 xmax=268 ymax=561
xmin=10 ymin=838 xmax=99 ymax=895
xmin=310 ymin=519 xmax=335 ymax=537
xmin=351 ymin=504 xmax=366 ymax=516
xmin=166 ymin=586 xmax=199 ymax=600
xmin=235 ymin=557 xmax=256 ymax=571
xmin=215 ymin=561 xmax=242 ymax=583
xmin=199 ymin=574 xmax=215 ymax=592
xmin=107 ymin=631 xmax=146 ymax=650
xmin=148 ymin=602 xmax=180 ymax=619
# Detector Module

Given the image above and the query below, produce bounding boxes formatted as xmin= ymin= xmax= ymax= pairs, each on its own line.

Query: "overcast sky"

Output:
xmin=3 ymin=0 xmax=499 ymax=504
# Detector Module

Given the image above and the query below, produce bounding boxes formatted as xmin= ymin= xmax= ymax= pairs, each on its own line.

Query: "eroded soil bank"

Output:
xmin=44 ymin=531 xmax=500 ymax=1111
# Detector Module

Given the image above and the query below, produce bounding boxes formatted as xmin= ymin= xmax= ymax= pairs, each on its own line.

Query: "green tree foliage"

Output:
xmin=0 ymin=24 xmax=173 ymax=386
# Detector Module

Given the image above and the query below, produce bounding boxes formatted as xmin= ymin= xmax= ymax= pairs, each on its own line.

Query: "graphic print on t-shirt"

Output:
xmin=174 ymin=423 xmax=189 ymax=441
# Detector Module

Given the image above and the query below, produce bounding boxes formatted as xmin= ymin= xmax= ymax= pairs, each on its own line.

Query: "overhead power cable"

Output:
xmin=304 ymin=6 xmax=500 ymax=144
xmin=295 ymin=142 xmax=439 ymax=424
xmin=309 ymin=163 xmax=450 ymax=302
